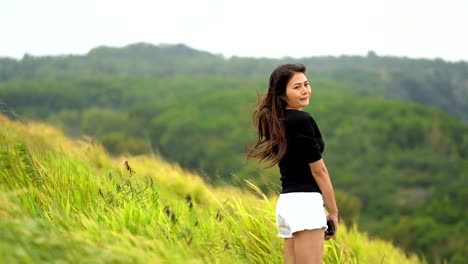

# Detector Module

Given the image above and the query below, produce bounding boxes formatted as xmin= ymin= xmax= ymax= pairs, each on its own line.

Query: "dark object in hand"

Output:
xmin=325 ymin=220 xmax=335 ymax=236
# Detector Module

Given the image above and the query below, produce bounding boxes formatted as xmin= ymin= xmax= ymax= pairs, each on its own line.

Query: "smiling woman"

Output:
xmin=247 ymin=63 xmax=339 ymax=264
xmin=281 ymin=72 xmax=311 ymax=110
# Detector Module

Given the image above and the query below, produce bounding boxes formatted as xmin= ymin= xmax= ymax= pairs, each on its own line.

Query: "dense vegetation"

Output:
xmin=0 ymin=43 xmax=467 ymax=262
xmin=1 ymin=43 xmax=467 ymax=121
xmin=0 ymin=115 xmax=423 ymax=263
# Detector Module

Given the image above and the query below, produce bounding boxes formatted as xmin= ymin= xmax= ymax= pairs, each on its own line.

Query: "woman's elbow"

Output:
xmin=312 ymin=170 xmax=326 ymax=178
xmin=310 ymin=166 xmax=325 ymax=178
xmin=309 ymin=158 xmax=326 ymax=177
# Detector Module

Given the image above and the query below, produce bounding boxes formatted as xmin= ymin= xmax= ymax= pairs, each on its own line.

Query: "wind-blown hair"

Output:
xmin=247 ymin=63 xmax=306 ymax=166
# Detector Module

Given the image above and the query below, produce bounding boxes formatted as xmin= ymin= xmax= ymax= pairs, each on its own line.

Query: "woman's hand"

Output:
xmin=325 ymin=213 xmax=338 ymax=240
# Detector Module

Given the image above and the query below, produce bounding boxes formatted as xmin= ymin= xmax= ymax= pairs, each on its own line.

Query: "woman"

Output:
xmin=248 ymin=63 xmax=338 ymax=264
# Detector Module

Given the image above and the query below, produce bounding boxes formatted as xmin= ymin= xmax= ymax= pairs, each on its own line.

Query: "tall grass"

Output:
xmin=0 ymin=115 xmax=423 ymax=263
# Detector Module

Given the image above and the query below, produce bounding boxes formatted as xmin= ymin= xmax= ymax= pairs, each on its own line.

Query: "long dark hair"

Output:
xmin=247 ymin=63 xmax=306 ymax=165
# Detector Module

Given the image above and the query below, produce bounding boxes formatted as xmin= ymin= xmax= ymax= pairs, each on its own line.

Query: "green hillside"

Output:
xmin=0 ymin=43 xmax=467 ymax=262
xmin=0 ymin=115 xmax=422 ymax=263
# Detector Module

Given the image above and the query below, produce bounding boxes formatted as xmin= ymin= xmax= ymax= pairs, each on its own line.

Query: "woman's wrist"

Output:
xmin=328 ymin=209 xmax=338 ymax=216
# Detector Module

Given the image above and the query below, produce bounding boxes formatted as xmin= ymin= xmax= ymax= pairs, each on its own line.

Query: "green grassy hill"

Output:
xmin=0 ymin=114 xmax=422 ymax=263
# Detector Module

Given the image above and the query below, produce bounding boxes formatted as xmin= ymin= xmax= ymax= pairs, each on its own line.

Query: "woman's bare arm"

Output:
xmin=309 ymin=158 xmax=338 ymax=238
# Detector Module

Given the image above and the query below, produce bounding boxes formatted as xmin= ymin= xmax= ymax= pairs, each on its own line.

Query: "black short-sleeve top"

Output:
xmin=278 ymin=109 xmax=325 ymax=194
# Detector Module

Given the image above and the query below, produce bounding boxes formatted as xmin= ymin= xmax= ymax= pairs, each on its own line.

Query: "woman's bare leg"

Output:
xmin=293 ymin=229 xmax=325 ymax=264
xmin=284 ymin=237 xmax=295 ymax=264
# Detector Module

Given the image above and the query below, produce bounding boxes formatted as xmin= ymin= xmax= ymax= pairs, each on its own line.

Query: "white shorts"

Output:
xmin=275 ymin=192 xmax=327 ymax=238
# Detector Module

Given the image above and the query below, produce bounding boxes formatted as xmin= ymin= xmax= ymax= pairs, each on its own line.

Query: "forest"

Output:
xmin=0 ymin=43 xmax=467 ymax=263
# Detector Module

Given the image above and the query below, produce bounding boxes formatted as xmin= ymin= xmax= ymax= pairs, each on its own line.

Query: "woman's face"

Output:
xmin=283 ymin=72 xmax=311 ymax=110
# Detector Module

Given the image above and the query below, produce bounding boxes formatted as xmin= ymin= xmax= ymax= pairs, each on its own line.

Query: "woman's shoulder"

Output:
xmin=285 ymin=109 xmax=314 ymax=123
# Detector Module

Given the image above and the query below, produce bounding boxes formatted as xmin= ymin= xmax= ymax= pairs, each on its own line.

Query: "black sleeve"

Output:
xmin=295 ymin=114 xmax=323 ymax=163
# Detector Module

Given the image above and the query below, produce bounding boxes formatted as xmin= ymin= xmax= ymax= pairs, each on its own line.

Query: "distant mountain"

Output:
xmin=0 ymin=42 xmax=467 ymax=121
xmin=88 ymin=42 xmax=220 ymax=60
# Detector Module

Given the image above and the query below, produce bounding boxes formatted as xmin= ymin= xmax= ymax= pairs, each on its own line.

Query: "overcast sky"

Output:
xmin=1 ymin=0 xmax=467 ymax=62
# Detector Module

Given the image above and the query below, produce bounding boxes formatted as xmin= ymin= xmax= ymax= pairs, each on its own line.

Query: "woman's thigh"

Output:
xmin=283 ymin=238 xmax=295 ymax=264
xmin=293 ymin=229 xmax=325 ymax=264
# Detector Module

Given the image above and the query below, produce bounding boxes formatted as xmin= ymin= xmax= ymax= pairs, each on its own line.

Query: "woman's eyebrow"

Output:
xmin=293 ymin=80 xmax=308 ymax=86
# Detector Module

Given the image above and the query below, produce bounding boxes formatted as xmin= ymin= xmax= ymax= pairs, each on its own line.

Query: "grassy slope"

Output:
xmin=0 ymin=115 xmax=423 ymax=264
